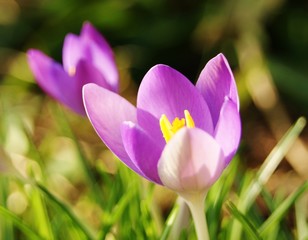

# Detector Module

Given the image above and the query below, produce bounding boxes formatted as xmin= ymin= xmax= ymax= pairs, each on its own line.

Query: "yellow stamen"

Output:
xmin=68 ymin=66 xmax=76 ymax=76
xmin=171 ymin=117 xmax=185 ymax=133
xmin=159 ymin=110 xmax=195 ymax=143
xmin=184 ymin=110 xmax=195 ymax=128
xmin=160 ymin=114 xmax=173 ymax=142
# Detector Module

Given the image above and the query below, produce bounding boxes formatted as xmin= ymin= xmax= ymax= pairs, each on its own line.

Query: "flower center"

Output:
xmin=68 ymin=66 xmax=76 ymax=76
xmin=159 ymin=110 xmax=195 ymax=143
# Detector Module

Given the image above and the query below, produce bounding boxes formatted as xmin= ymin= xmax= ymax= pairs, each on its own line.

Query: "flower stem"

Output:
xmin=180 ymin=192 xmax=210 ymax=240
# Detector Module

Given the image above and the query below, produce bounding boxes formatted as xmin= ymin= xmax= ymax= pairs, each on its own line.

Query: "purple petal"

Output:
xmin=74 ymin=60 xmax=113 ymax=91
xmin=62 ymin=33 xmax=86 ymax=74
xmin=137 ymin=64 xmax=213 ymax=134
xmin=83 ymin=83 xmax=142 ymax=174
xmin=158 ymin=128 xmax=225 ymax=192
xmin=27 ymin=49 xmax=84 ymax=115
xmin=121 ymin=122 xmax=163 ymax=184
xmin=62 ymin=22 xmax=119 ymax=92
xmin=137 ymin=109 xmax=165 ymax=149
xmin=80 ymin=22 xmax=119 ymax=92
xmin=196 ymin=53 xmax=239 ymax=127
xmin=81 ymin=22 xmax=114 ymax=58
xmin=214 ymin=98 xmax=241 ymax=166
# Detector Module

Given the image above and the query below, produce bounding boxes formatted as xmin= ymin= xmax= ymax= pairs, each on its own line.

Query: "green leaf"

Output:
xmin=53 ymin=105 xmax=105 ymax=206
xmin=0 ymin=178 xmax=13 ymax=240
xmin=207 ymin=157 xmax=240 ymax=237
xmin=241 ymin=117 xmax=306 ymax=211
xmin=227 ymin=201 xmax=262 ymax=240
xmin=295 ymin=194 xmax=308 ymax=240
xmin=0 ymin=205 xmax=44 ymax=240
xmin=35 ymin=183 xmax=95 ymax=239
xmin=29 ymin=188 xmax=54 ymax=240
xmin=99 ymin=172 xmax=140 ymax=239
xmin=259 ymin=181 xmax=308 ymax=236
xmin=230 ymin=117 xmax=306 ymax=239
xmin=160 ymin=201 xmax=180 ymax=240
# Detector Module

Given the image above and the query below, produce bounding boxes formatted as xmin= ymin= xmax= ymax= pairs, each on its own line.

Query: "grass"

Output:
xmin=0 ymin=85 xmax=307 ymax=239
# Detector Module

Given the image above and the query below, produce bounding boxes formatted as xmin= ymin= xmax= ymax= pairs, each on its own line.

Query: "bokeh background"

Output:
xmin=0 ymin=0 xmax=308 ymax=238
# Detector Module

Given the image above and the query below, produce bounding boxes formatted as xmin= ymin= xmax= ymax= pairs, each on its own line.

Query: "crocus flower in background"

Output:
xmin=27 ymin=21 xmax=118 ymax=115
xmin=83 ymin=54 xmax=241 ymax=239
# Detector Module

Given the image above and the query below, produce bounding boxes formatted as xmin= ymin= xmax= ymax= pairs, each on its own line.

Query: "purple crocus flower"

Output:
xmin=83 ymin=54 xmax=241 ymax=192
xmin=27 ymin=22 xmax=118 ymax=115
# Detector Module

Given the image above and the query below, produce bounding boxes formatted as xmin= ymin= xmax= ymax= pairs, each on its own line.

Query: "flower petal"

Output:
xmin=74 ymin=60 xmax=113 ymax=91
xmin=121 ymin=122 xmax=163 ymax=184
xmin=137 ymin=64 xmax=213 ymax=134
xmin=62 ymin=33 xmax=86 ymax=74
xmin=196 ymin=53 xmax=239 ymax=126
xmin=83 ymin=83 xmax=142 ymax=174
xmin=137 ymin=109 xmax=165 ymax=149
xmin=158 ymin=128 xmax=224 ymax=192
xmin=62 ymin=22 xmax=119 ymax=92
xmin=214 ymin=98 xmax=241 ymax=166
xmin=80 ymin=22 xmax=114 ymax=58
xmin=80 ymin=22 xmax=119 ymax=92
xmin=27 ymin=49 xmax=84 ymax=114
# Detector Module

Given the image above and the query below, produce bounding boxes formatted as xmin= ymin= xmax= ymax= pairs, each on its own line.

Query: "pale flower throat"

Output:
xmin=159 ymin=110 xmax=195 ymax=143
xmin=68 ymin=66 xmax=76 ymax=76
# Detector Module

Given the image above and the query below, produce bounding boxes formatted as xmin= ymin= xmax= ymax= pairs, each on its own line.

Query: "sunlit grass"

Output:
xmin=0 ymin=87 xmax=307 ymax=239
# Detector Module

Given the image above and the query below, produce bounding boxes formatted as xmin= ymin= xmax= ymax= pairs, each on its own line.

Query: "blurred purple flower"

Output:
xmin=27 ymin=22 xmax=118 ymax=115
xmin=83 ymin=54 xmax=241 ymax=192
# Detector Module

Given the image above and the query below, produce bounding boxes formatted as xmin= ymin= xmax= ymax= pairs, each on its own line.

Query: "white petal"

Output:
xmin=157 ymin=128 xmax=225 ymax=192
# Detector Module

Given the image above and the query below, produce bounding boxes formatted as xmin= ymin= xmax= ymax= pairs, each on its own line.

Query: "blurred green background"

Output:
xmin=1 ymin=0 xmax=308 ymax=166
xmin=1 ymin=0 xmax=308 ymax=110
xmin=0 ymin=0 xmax=307 ymax=99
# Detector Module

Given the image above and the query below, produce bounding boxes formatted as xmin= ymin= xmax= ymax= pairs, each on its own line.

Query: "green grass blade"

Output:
xmin=295 ymin=194 xmax=308 ymax=240
xmin=30 ymin=188 xmax=54 ymax=240
xmin=207 ymin=158 xmax=240 ymax=237
xmin=107 ymin=184 xmax=138 ymax=224
xmin=230 ymin=117 xmax=306 ymax=239
xmin=258 ymin=181 xmax=308 ymax=236
xmin=0 ymin=178 xmax=13 ymax=240
xmin=259 ymin=188 xmax=280 ymax=239
xmin=242 ymin=117 xmax=306 ymax=210
xmin=10 ymin=122 xmax=54 ymax=240
xmin=227 ymin=201 xmax=262 ymax=240
xmin=36 ymin=183 xmax=95 ymax=239
xmin=54 ymin=105 xmax=104 ymax=206
xmin=0 ymin=205 xmax=44 ymax=240
xmin=160 ymin=200 xmax=180 ymax=240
